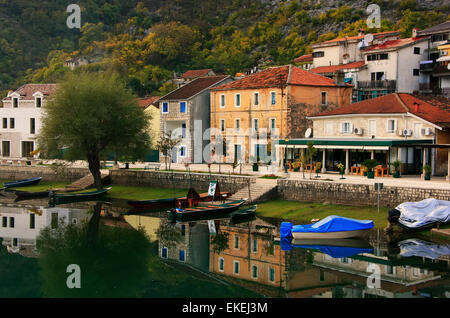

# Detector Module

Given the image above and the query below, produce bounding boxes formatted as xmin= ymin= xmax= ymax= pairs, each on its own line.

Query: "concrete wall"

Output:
xmin=0 ymin=165 xmax=89 ymax=182
xmin=277 ymin=179 xmax=450 ymax=208
xmin=110 ymin=169 xmax=256 ymax=194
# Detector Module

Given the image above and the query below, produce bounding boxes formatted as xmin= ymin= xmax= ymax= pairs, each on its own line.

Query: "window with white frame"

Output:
xmin=251 ymin=265 xmax=258 ymax=279
xmin=179 ymin=250 xmax=186 ymax=262
xmin=253 ymin=118 xmax=259 ymax=132
xmin=162 ymin=102 xmax=169 ymax=114
xmin=13 ymin=98 xmax=18 ymax=108
xmin=235 ymin=94 xmax=241 ymax=107
xmin=340 ymin=122 xmax=352 ymax=134
xmin=270 ymin=118 xmax=276 ymax=131
xmin=161 ymin=247 xmax=168 ymax=259
xmin=269 ymin=267 xmax=275 ymax=282
xmin=220 ymin=94 xmax=226 ymax=108
xmin=180 ymin=101 xmax=186 ymax=113
xmin=271 ymin=92 xmax=276 ymax=105
xmin=254 ymin=92 xmax=259 ymax=106
xmin=180 ymin=146 xmax=186 ymax=157
xmin=321 ymin=91 xmax=328 ymax=105
xmin=36 ymin=97 xmax=42 ymax=108
xmin=233 ymin=260 xmax=240 ymax=275
xmin=234 ymin=235 xmax=240 ymax=249
xmin=252 ymin=238 xmax=258 ymax=253
xmin=386 ymin=119 xmax=397 ymax=133
xmin=218 ymin=257 xmax=224 ymax=272
xmin=220 ymin=119 xmax=225 ymax=132
xmin=235 ymin=118 xmax=240 ymax=132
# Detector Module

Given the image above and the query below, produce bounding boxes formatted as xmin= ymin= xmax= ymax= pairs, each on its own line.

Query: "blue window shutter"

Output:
xmin=180 ymin=102 xmax=186 ymax=113
xmin=163 ymin=102 xmax=168 ymax=113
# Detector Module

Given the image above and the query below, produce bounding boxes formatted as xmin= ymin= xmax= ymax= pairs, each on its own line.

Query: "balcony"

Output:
xmin=357 ymin=80 xmax=397 ymax=90
xmin=419 ymin=60 xmax=435 ymax=72
xmin=432 ymin=64 xmax=450 ymax=77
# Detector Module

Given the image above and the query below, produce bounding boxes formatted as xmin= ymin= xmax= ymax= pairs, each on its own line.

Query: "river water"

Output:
xmin=0 ymin=199 xmax=449 ymax=298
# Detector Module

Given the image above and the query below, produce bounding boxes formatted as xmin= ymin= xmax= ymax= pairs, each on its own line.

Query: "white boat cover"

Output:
xmin=399 ymin=239 xmax=450 ymax=260
xmin=397 ymin=198 xmax=450 ymax=229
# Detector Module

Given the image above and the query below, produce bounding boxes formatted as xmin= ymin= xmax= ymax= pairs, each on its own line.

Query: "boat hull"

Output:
xmin=169 ymin=200 xmax=245 ymax=220
xmin=4 ymin=177 xmax=42 ymax=189
xmin=292 ymin=229 xmax=370 ymax=239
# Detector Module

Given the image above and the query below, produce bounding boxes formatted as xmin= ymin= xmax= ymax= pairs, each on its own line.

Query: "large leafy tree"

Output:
xmin=38 ymin=71 xmax=151 ymax=189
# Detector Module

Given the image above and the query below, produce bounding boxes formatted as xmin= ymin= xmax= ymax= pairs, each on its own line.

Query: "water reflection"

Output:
xmin=1 ymin=198 xmax=449 ymax=299
xmin=159 ymin=216 xmax=450 ymax=298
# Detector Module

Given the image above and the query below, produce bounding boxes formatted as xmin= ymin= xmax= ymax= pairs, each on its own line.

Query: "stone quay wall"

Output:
xmin=110 ymin=169 xmax=256 ymax=194
xmin=277 ymin=179 xmax=450 ymax=208
xmin=0 ymin=165 xmax=90 ymax=182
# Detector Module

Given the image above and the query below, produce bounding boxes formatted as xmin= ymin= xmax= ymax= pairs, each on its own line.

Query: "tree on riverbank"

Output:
xmin=38 ymin=71 xmax=151 ymax=189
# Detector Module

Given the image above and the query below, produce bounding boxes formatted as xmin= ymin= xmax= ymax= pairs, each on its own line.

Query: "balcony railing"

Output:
xmin=419 ymin=61 xmax=435 ymax=72
xmin=432 ymin=64 xmax=450 ymax=76
xmin=357 ymin=80 xmax=397 ymax=90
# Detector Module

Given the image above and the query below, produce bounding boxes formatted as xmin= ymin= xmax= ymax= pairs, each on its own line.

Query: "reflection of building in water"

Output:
xmin=209 ymin=219 xmax=288 ymax=297
xmin=0 ymin=205 xmax=89 ymax=257
xmin=158 ymin=219 xmax=210 ymax=272
xmin=311 ymin=251 xmax=449 ymax=298
xmin=124 ymin=215 xmax=160 ymax=242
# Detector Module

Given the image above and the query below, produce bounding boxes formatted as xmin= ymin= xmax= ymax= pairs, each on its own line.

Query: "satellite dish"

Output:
xmin=305 ymin=128 xmax=313 ymax=138
xmin=364 ymin=33 xmax=374 ymax=43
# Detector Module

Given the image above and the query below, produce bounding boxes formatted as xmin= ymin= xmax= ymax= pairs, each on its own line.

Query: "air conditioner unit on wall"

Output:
xmin=441 ymin=51 xmax=448 ymax=56
xmin=403 ymin=129 xmax=413 ymax=136
xmin=422 ymin=127 xmax=434 ymax=136
xmin=354 ymin=127 xmax=364 ymax=135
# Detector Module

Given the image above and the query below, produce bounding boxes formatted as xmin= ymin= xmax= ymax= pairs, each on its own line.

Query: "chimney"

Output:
xmin=412 ymin=27 xmax=418 ymax=38
xmin=333 ymin=70 xmax=345 ymax=86
xmin=414 ymin=101 xmax=420 ymax=113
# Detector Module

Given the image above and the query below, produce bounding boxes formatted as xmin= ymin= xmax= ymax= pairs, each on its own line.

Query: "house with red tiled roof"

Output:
xmin=0 ymin=84 xmax=58 ymax=160
xmin=157 ymin=75 xmax=232 ymax=163
xmin=209 ymin=65 xmax=352 ymax=164
xmin=138 ymin=96 xmax=161 ymax=150
xmin=278 ymin=93 xmax=450 ymax=179
xmin=293 ymin=54 xmax=313 ymax=70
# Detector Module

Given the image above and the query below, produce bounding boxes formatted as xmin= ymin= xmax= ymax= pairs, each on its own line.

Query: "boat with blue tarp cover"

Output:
xmin=280 ymin=215 xmax=374 ymax=239
xmin=279 ymin=237 xmax=374 ymax=258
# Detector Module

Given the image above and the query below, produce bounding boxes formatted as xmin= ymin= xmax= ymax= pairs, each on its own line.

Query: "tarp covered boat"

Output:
xmin=279 ymin=237 xmax=374 ymax=258
xmin=3 ymin=177 xmax=42 ymax=189
xmin=280 ymin=215 xmax=374 ymax=239
xmin=394 ymin=199 xmax=450 ymax=231
xmin=13 ymin=190 xmax=50 ymax=201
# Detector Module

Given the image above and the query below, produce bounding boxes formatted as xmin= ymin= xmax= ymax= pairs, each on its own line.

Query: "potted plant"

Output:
xmin=292 ymin=160 xmax=301 ymax=172
xmin=391 ymin=160 xmax=402 ymax=178
xmin=337 ymin=163 xmax=345 ymax=179
xmin=363 ymin=159 xmax=379 ymax=179
xmin=423 ymin=164 xmax=432 ymax=180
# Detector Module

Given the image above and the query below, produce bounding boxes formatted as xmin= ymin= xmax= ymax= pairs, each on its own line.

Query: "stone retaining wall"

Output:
xmin=110 ymin=169 xmax=256 ymax=194
xmin=0 ymin=165 xmax=90 ymax=182
xmin=277 ymin=179 xmax=450 ymax=208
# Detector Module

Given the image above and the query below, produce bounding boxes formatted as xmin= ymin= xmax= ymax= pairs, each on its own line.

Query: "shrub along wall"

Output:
xmin=277 ymin=179 xmax=450 ymax=208
xmin=110 ymin=169 xmax=256 ymax=194
xmin=0 ymin=165 xmax=90 ymax=182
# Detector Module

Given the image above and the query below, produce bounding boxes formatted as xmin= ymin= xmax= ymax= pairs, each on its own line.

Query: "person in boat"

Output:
xmin=384 ymin=208 xmax=401 ymax=233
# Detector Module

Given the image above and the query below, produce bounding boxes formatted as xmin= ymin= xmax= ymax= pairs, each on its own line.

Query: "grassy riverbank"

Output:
xmin=106 ymin=185 xmax=188 ymax=200
xmin=255 ymin=199 xmax=389 ymax=229
xmin=0 ymin=179 xmax=70 ymax=192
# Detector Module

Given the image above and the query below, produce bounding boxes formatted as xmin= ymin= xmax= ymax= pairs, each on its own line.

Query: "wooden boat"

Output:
xmin=50 ymin=187 xmax=111 ymax=204
xmin=126 ymin=197 xmax=178 ymax=210
xmin=280 ymin=215 xmax=374 ymax=240
xmin=230 ymin=205 xmax=257 ymax=221
xmin=14 ymin=190 xmax=51 ymax=201
xmin=3 ymin=177 xmax=42 ymax=189
xmin=168 ymin=199 xmax=246 ymax=220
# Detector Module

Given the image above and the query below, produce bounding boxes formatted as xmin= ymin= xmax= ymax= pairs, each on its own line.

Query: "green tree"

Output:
xmin=38 ymin=71 xmax=151 ymax=189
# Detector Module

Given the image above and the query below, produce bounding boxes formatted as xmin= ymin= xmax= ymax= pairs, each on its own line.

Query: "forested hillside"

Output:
xmin=0 ymin=0 xmax=449 ymax=97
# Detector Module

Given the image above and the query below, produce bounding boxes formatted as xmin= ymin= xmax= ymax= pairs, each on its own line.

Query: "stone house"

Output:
xmin=0 ymin=84 xmax=58 ymax=160
xmin=157 ymin=75 xmax=232 ymax=164
xmin=210 ymin=65 xmax=352 ymax=163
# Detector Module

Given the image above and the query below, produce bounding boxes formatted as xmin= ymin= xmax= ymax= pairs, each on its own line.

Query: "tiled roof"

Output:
xmin=181 ymin=69 xmax=214 ymax=79
xmin=3 ymin=84 xmax=58 ymax=101
xmin=310 ymin=93 xmax=450 ymax=127
xmin=212 ymin=65 xmax=349 ymax=91
xmin=361 ymin=37 xmax=427 ymax=52
xmin=314 ymin=31 xmax=399 ymax=45
xmin=138 ymin=96 xmax=160 ymax=109
xmin=418 ymin=21 xmax=450 ymax=35
xmin=293 ymin=54 xmax=313 ymax=63
xmin=212 ymin=66 xmax=290 ymax=90
xmin=310 ymin=61 xmax=366 ymax=74
xmin=159 ymin=75 xmax=230 ymax=101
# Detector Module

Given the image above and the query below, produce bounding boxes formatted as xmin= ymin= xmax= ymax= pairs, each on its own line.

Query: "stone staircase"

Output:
xmin=55 ymin=171 xmax=110 ymax=192
xmin=228 ymin=178 xmax=278 ymax=204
